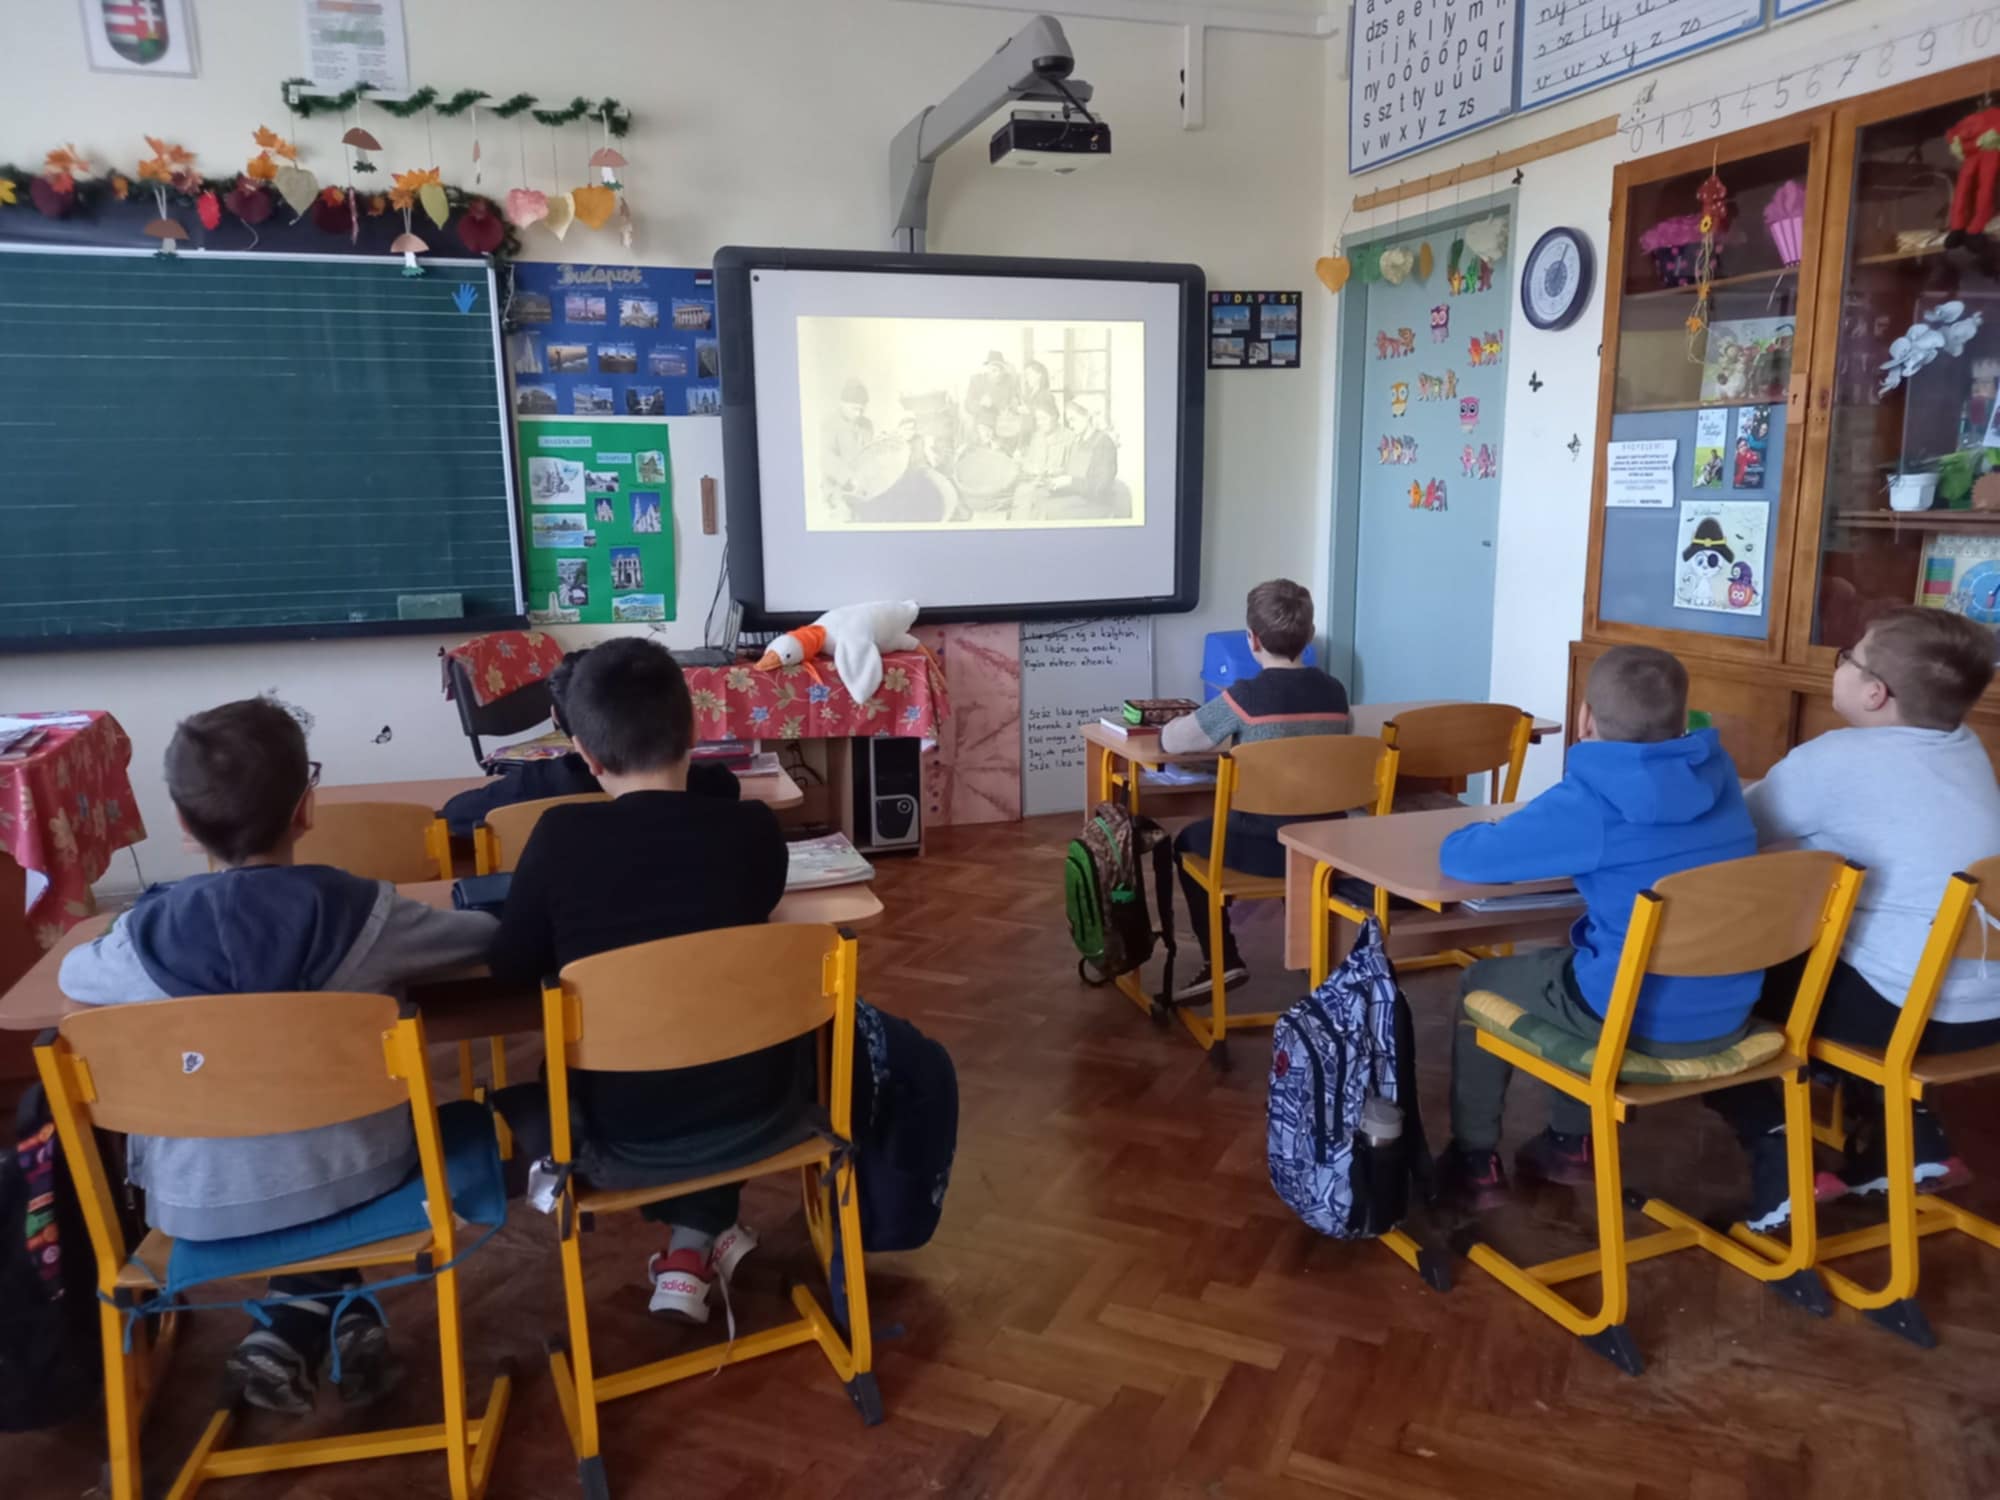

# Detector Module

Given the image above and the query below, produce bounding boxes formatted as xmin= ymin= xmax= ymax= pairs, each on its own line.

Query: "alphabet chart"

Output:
xmin=1519 ymin=0 xmax=1765 ymax=112
xmin=1350 ymin=0 xmax=1515 ymax=173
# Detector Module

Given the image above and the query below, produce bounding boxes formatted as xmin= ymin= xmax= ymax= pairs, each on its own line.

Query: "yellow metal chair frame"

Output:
xmin=34 ymin=992 xmax=512 ymax=1500
xmin=1738 ymin=856 xmax=2000 ymax=1348
xmin=1456 ymin=851 xmax=1864 ymax=1374
xmin=1157 ymin=735 xmax=1397 ymax=1066
xmin=540 ymin=923 xmax=879 ymax=1497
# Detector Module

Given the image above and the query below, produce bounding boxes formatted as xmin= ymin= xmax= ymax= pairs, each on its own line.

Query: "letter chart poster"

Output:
xmin=1350 ymin=0 xmax=1514 ymax=174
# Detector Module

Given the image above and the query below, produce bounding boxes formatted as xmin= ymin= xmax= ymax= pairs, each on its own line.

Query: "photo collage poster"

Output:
xmin=1207 ymin=291 xmax=1302 ymax=370
xmin=506 ymin=263 xmax=720 ymax=420
xmin=519 ymin=418 xmax=676 ymax=626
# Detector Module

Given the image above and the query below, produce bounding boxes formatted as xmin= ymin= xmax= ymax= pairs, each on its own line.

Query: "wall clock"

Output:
xmin=1521 ymin=227 xmax=1594 ymax=332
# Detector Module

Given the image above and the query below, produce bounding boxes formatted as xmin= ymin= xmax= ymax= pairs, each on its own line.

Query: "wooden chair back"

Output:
xmin=1226 ymin=734 xmax=1397 ymax=819
xmin=1383 ymin=703 xmax=1533 ymax=803
xmin=296 ymin=800 xmax=451 ymax=883
xmin=478 ymin=793 xmax=609 ymax=874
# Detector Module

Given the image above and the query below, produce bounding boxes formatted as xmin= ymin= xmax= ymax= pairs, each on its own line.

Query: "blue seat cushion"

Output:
xmin=163 ymin=1101 xmax=507 ymax=1296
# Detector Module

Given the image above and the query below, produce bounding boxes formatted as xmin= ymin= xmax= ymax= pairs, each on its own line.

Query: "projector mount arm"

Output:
xmin=889 ymin=13 xmax=1095 ymax=253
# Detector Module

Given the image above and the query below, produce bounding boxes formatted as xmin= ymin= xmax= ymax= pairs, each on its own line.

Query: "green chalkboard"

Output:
xmin=0 ymin=248 xmax=523 ymax=650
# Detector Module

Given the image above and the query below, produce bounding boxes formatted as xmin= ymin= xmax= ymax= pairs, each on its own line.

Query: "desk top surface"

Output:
xmin=1081 ymin=701 xmax=1562 ymax=768
xmin=1277 ymin=804 xmax=1574 ymax=905
xmin=0 ymin=877 xmax=881 ymax=1034
xmin=317 ymin=767 xmax=804 ymax=812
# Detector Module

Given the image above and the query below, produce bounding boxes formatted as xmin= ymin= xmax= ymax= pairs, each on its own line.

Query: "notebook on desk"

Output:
xmin=786 ymin=834 xmax=875 ymax=891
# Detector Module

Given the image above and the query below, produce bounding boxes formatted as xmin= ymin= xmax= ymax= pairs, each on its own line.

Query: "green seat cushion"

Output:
xmin=1462 ymin=990 xmax=1784 ymax=1085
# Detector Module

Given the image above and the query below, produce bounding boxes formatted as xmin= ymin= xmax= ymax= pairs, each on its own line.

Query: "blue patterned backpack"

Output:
xmin=1266 ymin=919 xmax=1431 ymax=1239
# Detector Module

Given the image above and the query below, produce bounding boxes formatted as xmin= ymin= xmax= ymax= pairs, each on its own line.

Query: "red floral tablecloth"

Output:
xmin=440 ymin=630 xmax=568 ymax=707
xmin=687 ymin=651 xmax=949 ymax=740
xmin=0 ymin=712 xmax=147 ymax=948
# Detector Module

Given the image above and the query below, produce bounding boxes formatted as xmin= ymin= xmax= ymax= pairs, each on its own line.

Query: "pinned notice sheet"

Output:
xmin=1605 ymin=439 xmax=1678 ymax=508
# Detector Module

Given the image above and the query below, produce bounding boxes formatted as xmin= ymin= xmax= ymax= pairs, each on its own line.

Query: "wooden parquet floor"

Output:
xmin=11 ymin=814 xmax=2000 ymax=1498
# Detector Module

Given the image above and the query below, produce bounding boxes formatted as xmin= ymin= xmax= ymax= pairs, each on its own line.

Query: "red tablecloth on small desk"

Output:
xmin=0 ymin=713 xmax=147 ymax=948
xmin=685 ymin=651 xmax=948 ymax=740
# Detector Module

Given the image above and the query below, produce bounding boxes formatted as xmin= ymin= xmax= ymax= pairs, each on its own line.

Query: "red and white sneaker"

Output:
xmin=646 ymin=1249 xmax=713 ymax=1324
xmin=709 ymin=1223 xmax=758 ymax=1286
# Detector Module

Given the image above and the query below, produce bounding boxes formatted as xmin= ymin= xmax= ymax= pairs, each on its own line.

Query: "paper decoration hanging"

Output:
xmin=1314 ymin=255 xmax=1351 ymax=294
xmin=274 ymin=165 xmax=319 ymax=217
xmin=418 ymin=179 xmax=450 ymax=230
xmin=391 ymin=231 xmax=428 ymax=275
xmin=1351 ymin=242 xmax=1384 ymax=283
xmin=505 ymin=187 xmax=548 ymax=228
xmin=457 ymin=196 xmax=504 ymax=253
xmin=571 ymin=183 xmax=616 ymax=229
xmin=1417 ymin=241 xmax=1434 ymax=281
xmin=1379 ymin=246 xmax=1415 ymax=285
xmin=342 ymin=126 xmax=382 ymax=174
xmin=543 ymin=191 xmax=576 ymax=239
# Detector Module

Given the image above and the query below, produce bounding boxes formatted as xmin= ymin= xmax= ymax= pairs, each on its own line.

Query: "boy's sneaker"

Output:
xmin=709 ymin=1223 xmax=758 ymax=1286
xmin=1171 ymin=961 xmax=1249 ymax=1003
xmin=1819 ymin=1105 xmax=1973 ymax=1202
xmin=646 ymin=1249 xmax=713 ymax=1324
xmin=1513 ymin=1128 xmax=1594 ymax=1187
xmin=1436 ymin=1143 xmax=1509 ymax=1213
xmin=1743 ymin=1131 xmax=1792 ymax=1234
xmin=224 ymin=1329 xmax=316 ymax=1416
xmin=325 ymin=1309 xmax=402 ymax=1407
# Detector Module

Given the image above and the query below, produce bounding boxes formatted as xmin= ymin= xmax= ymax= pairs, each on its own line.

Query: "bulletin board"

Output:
xmin=1597 ymin=402 xmax=1787 ymax=638
xmin=505 ymin=262 xmax=720 ymax=418
xmin=518 ymin=417 xmax=676 ymax=625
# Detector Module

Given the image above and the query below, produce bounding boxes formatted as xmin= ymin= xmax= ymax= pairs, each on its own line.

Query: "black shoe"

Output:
xmin=325 ymin=1311 xmax=402 ymax=1407
xmin=1827 ymin=1105 xmax=1972 ymax=1201
xmin=1513 ymin=1128 xmax=1594 ymax=1187
xmin=225 ymin=1330 xmax=316 ymax=1416
xmin=1743 ymin=1129 xmax=1791 ymax=1234
xmin=1171 ymin=961 xmax=1248 ymax=1004
xmin=1436 ymin=1143 xmax=1508 ymax=1213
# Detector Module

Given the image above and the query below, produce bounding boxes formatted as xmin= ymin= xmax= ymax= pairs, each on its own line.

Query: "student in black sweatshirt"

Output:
xmin=488 ymin=638 xmax=797 ymax=1323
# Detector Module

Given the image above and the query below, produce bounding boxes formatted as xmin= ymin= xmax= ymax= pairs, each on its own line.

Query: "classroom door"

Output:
xmin=1348 ymin=212 xmax=1509 ymax=705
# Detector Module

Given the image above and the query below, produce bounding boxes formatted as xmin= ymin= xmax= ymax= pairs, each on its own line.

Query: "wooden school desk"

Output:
xmin=318 ymin=766 xmax=806 ymax=813
xmin=1277 ymin=804 xmax=1579 ymax=973
xmin=1080 ymin=701 xmax=1563 ymax=817
xmin=0 ymin=878 xmax=881 ymax=1043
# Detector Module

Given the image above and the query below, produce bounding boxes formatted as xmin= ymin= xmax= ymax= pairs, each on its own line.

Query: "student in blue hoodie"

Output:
xmin=59 ymin=698 xmax=497 ymax=1415
xmin=1434 ymin=646 xmax=1760 ymax=1208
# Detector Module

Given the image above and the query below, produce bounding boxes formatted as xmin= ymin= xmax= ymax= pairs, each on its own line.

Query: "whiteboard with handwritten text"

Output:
xmin=1520 ymin=0 xmax=1766 ymax=113
xmin=1350 ymin=0 xmax=1517 ymax=173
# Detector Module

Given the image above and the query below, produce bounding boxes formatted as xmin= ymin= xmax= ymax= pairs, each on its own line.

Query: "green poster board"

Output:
xmin=517 ymin=417 xmax=676 ymax=625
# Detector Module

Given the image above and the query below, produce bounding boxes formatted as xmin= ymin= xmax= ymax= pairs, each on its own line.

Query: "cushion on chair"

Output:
xmin=162 ymin=1101 xmax=508 ymax=1295
xmin=1462 ymin=990 xmax=1785 ymax=1085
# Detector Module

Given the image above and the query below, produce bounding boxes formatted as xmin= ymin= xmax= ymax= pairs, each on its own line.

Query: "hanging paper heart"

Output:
xmin=1379 ymin=247 xmax=1415 ymax=285
xmin=273 ymin=165 xmax=318 ymax=218
xmin=457 ymin=197 xmax=505 ymax=254
xmin=310 ymin=188 xmax=355 ymax=236
xmin=225 ymin=178 xmax=274 ymax=224
xmin=571 ymin=184 xmax=616 ymax=230
xmin=1314 ymin=256 xmax=1350 ymax=294
xmin=418 ymin=180 xmax=451 ymax=231
xmin=504 ymin=188 xmax=548 ymax=229
xmin=1417 ymin=241 xmax=1434 ymax=282
xmin=543 ymin=191 xmax=575 ymax=240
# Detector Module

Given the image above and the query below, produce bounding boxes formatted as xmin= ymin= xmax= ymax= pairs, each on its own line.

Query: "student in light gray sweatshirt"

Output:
xmin=59 ymin=698 xmax=495 ymax=1416
xmin=1710 ymin=608 xmax=2000 ymax=1232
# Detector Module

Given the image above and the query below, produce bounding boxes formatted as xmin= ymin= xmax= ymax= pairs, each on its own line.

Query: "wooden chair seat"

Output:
xmin=574 ymin=1138 xmax=833 ymax=1217
xmin=1911 ymin=1041 xmax=2000 ymax=1088
xmin=118 ymin=1226 xmax=439 ymax=1291
xmin=1176 ymin=853 xmax=1286 ymax=902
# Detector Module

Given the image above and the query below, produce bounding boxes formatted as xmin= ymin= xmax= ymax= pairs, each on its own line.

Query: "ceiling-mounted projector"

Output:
xmin=990 ymin=109 xmax=1112 ymax=172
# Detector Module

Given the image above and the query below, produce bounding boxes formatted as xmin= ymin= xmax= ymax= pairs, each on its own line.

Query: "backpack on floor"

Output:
xmin=0 ymin=1083 xmax=103 ymax=1432
xmin=850 ymin=1000 xmax=958 ymax=1252
xmin=1266 ymin=919 xmax=1431 ymax=1240
xmin=1064 ymin=801 xmax=1177 ymax=995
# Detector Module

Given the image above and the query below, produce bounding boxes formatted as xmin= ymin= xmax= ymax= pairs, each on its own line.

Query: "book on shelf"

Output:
xmin=786 ymin=833 xmax=876 ymax=891
xmin=1458 ymin=889 xmax=1583 ymax=913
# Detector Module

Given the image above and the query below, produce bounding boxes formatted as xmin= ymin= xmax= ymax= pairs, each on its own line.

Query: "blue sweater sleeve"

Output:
xmin=1438 ymin=782 xmax=1604 ymax=884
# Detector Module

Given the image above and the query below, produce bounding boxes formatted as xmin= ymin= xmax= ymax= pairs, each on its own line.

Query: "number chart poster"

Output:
xmin=1350 ymin=0 xmax=1514 ymax=173
xmin=518 ymin=418 xmax=676 ymax=626
xmin=506 ymin=263 xmax=720 ymax=419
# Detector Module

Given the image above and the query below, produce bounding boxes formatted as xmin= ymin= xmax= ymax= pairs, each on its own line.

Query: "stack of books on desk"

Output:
xmin=785 ymin=833 xmax=876 ymax=891
xmin=1459 ymin=890 xmax=1583 ymax=913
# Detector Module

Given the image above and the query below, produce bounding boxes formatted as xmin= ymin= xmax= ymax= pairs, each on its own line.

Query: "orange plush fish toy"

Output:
xmin=753 ymin=600 xmax=925 ymax=702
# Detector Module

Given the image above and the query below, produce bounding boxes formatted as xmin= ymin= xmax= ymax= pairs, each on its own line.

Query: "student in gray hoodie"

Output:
xmin=59 ymin=698 xmax=496 ymax=1416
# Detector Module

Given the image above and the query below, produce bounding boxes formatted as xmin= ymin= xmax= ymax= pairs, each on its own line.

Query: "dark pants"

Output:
xmin=1174 ymin=814 xmax=1289 ymax=966
xmin=1450 ymin=946 xmax=1744 ymax=1152
xmin=492 ymin=1083 xmax=741 ymax=1235
xmin=1705 ymin=957 xmax=2000 ymax=1147
xmin=262 ymin=1270 xmax=374 ymax=1361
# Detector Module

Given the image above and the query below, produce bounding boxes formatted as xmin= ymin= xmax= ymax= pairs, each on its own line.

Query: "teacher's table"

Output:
xmin=1278 ymin=804 xmax=1578 ymax=973
xmin=0 ymin=878 xmax=882 ymax=1043
xmin=2 ymin=712 xmax=148 ymax=946
xmin=318 ymin=766 xmax=804 ymax=813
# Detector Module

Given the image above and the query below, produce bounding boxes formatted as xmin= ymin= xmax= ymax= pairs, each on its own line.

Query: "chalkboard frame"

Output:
xmin=0 ymin=244 xmax=527 ymax=655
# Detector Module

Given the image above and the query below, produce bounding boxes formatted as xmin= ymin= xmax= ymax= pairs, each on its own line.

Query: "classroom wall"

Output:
xmin=4 ymin=0 xmax=1330 ymax=884
xmin=1315 ymin=2 xmax=1881 ymax=798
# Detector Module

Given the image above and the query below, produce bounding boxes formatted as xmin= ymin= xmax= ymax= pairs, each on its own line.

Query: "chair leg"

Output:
xmin=831 ymin=1153 xmax=881 ymax=1426
xmin=457 ymin=1042 xmax=477 ymax=1101
xmin=435 ymin=1266 xmax=474 ymax=1500
xmin=1802 ymin=1078 xmax=1929 ymax=1333
xmin=550 ymin=1213 xmax=603 ymax=1466
xmin=101 ymin=1299 xmax=144 ymax=1500
xmin=1813 ymin=1079 xmax=1848 ymax=1152
xmin=1208 ymin=895 xmax=1229 ymax=1049
xmin=486 ymin=1039 xmax=514 ymax=1160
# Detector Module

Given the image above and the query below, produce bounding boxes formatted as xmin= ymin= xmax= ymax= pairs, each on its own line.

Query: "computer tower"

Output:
xmin=851 ymin=736 xmax=922 ymax=851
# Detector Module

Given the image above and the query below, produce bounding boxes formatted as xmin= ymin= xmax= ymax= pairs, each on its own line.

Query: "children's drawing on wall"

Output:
xmin=1376 ymin=327 xmax=1417 ymax=359
xmin=1459 ymin=396 xmax=1480 ymax=431
xmin=1733 ymin=405 xmax=1771 ymax=488
xmin=1467 ymin=331 xmax=1503 ymax=367
xmin=1430 ymin=304 xmax=1449 ymax=342
xmin=1390 ymin=381 xmax=1410 ymax=417
xmin=1379 ymin=435 xmax=1418 ymax=464
xmin=1408 ymin=477 xmax=1447 ymax=512
xmin=1461 ymin=443 xmax=1498 ymax=479
xmin=1674 ymin=500 xmax=1768 ymax=617
xmin=1417 ymin=370 xmax=1457 ymax=401
xmin=1692 ymin=408 xmax=1728 ymax=490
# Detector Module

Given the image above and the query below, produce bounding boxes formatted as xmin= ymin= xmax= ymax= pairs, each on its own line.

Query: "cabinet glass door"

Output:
xmin=1808 ymin=88 xmax=2000 ymax=652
